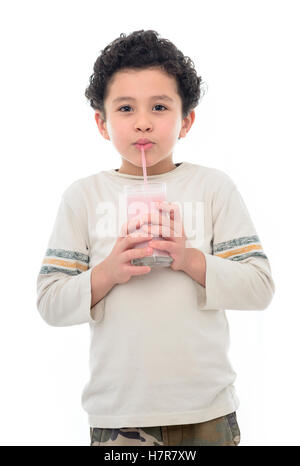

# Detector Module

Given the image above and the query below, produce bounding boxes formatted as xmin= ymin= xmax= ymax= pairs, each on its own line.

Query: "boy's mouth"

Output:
xmin=134 ymin=142 xmax=154 ymax=150
xmin=134 ymin=139 xmax=155 ymax=150
xmin=134 ymin=138 xmax=154 ymax=144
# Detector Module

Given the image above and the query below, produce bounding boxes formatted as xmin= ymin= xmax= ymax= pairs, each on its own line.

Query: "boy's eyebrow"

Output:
xmin=112 ymin=95 xmax=174 ymax=104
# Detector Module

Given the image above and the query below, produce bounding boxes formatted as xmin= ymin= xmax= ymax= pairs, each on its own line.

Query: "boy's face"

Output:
xmin=95 ymin=67 xmax=195 ymax=176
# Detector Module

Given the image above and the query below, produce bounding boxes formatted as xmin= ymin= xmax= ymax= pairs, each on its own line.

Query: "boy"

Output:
xmin=36 ymin=30 xmax=275 ymax=446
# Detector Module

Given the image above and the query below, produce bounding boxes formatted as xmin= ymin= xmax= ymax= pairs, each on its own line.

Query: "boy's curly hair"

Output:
xmin=85 ymin=30 xmax=207 ymax=121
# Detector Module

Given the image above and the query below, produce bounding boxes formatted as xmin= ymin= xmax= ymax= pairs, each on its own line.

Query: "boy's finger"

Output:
xmin=120 ymin=232 xmax=153 ymax=252
xmin=141 ymin=224 xmax=173 ymax=238
xmin=155 ymin=201 xmax=182 ymax=221
xmin=126 ymin=211 xmax=161 ymax=233
xmin=119 ymin=221 xmax=153 ymax=239
xmin=141 ymin=221 xmax=184 ymax=238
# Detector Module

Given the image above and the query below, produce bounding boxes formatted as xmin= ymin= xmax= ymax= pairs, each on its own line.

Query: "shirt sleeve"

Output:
xmin=36 ymin=194 xmax=105 ymax=326
xmin=197 ymin=181 xmax=275 ymax=311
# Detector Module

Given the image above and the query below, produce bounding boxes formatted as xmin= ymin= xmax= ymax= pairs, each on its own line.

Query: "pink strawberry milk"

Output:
xmin=124 ymin=144 xmax=173 ymax=267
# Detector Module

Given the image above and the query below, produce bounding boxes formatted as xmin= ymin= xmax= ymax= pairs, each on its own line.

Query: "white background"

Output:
xmin=0 ymin=0 xmax=299 ymax=446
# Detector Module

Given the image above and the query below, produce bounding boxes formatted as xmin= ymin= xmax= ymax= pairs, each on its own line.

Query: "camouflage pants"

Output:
xmin=90 ymin=412 xmax=240 ymax=446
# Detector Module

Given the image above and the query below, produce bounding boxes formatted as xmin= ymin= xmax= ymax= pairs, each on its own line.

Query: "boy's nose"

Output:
xmin=134 ymin=117 xmax=153 ymax=132
xmin=135 ymin=125 xmax=152 ymax=132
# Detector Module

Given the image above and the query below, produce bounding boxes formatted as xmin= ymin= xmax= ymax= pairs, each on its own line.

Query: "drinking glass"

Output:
xmin=124 ymin=182 xmax=173 ymax=267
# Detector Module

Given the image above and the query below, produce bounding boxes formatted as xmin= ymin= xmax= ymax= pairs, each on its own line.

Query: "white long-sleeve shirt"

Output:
xmin=36 ymin=161 xmax=275 ymax=428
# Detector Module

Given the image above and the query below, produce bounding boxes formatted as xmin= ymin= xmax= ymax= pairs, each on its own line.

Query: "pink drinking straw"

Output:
xmin=140 ymin=145 xmax=148 ymax=184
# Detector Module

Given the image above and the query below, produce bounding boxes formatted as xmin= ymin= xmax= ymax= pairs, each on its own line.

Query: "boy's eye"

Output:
xmin=118 ymin=104 xmax=167 ymax=112
xmin=153 ymin=104 xmax=167 ymax=111
xmin=119 ymin=105 xmax=131 ymax=112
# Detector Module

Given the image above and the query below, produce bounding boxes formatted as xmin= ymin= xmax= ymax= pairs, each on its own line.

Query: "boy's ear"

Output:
xmin=94 ymin=111 xmax=110 ymax=141
xmin=179 ymin=110 xmax=195 ymax=139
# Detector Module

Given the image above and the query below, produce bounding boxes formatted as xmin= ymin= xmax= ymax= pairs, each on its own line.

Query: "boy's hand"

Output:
xmin=102 ymin=222 xmax=154 ymax=285
xmin=134 ymin=201 xmax=189 ymax=272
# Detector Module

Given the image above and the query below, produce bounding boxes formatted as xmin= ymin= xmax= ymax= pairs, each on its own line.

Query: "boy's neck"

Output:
xmin=117 ymin=156 xmax=178 ymax=176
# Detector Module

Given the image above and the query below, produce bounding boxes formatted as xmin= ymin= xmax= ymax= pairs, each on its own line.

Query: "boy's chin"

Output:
xmin=124 ymin=158 xmax=156 ymax=167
